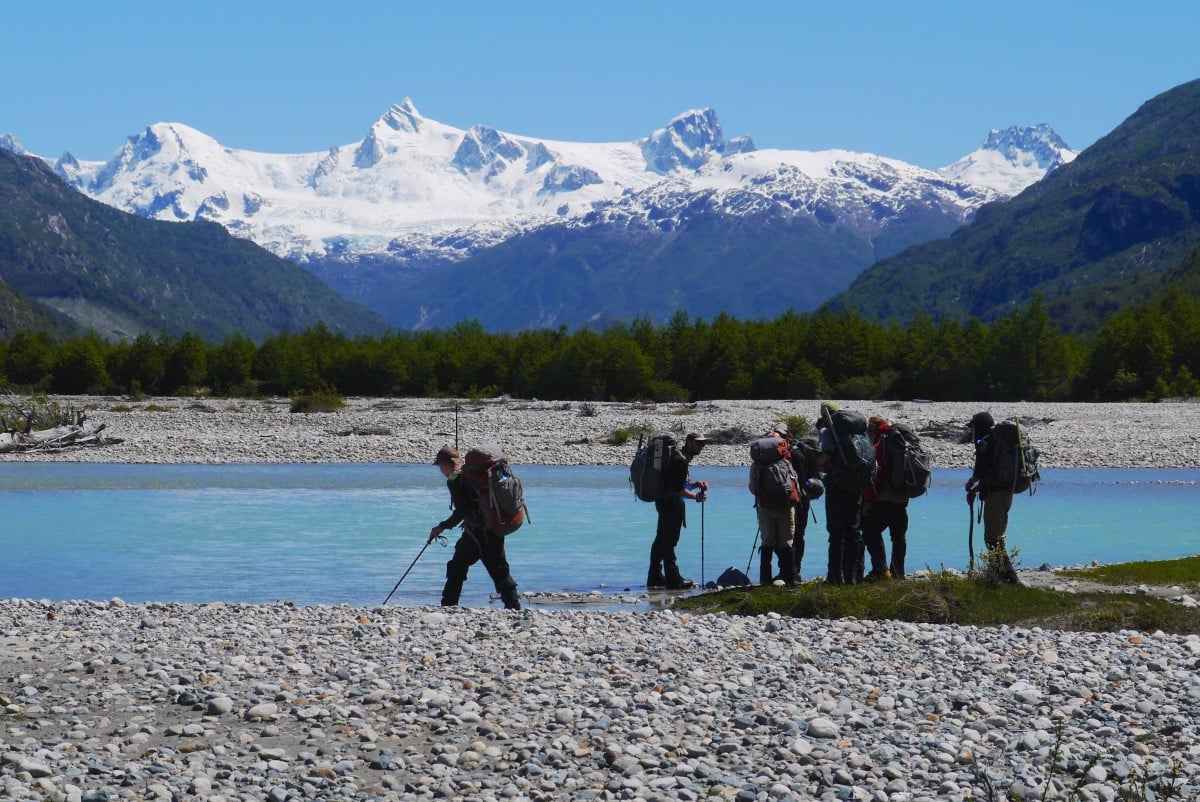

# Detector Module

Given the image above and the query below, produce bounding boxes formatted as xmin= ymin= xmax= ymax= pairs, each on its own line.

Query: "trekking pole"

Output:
xmin=700 ymin=498 xmax=706 ymax=590
xmin=967 ymin=490 xmax=976 ymax=575
xmin=745 ymin=522 xmax=761 ymax=576
xmin=383 ymin=537 xmax=438 ymax=605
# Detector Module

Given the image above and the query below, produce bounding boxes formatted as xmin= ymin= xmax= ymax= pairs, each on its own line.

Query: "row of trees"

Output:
xmin=2 ymin=292 xmax=1198 ymax=402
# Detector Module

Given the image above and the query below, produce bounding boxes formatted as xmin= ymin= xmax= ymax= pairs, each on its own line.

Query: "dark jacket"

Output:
xmin=439 ymin=470 xmax=484 ymax=532
xmin=660 ymin=443 xmax=692 ymax=496
xmin=971 ymin=432 xmax=1000 ymax=492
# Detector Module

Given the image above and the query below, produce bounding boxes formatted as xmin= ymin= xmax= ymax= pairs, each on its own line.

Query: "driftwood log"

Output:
xmin=0 ymin=421 xmax=119 ymax=453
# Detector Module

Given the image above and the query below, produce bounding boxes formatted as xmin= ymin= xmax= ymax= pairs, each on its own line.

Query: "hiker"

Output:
xmin=816 ymin=401 xmax=875 ymax=585
xmin=749 ymin=427 xmax=799 ymax=586
xmin=861 ymin=416 xmax=908 ymax=580
xmin=963 ymin=412 xmax=1021 ymax=585
xmin=428 ymin=445 xmax=522 ymax=609
xmin=648 ymin=432 xmax=709 ymax=589
xmin=775 ymin=423 xmax=823 ymax=582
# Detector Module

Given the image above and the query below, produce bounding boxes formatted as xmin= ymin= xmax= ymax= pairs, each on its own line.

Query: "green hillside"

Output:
xmin=0 ymin=148 xmax=388 ymax=341
xmin=826 ymin=78 xmax=1200 ymax=332
xmin=0 ymin=275 xmax=75 ymax=338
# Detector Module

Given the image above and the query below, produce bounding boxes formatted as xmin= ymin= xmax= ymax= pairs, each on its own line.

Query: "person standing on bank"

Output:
xmin=963 ymin=412 xmax=1021 ymax=585
xmin=861 ymin=416 xmax=908 ymax=581
xmin=816 ymin=401 xmax=873 ymax=585
xmin=429 ymin=446 xmax=522 ymax=609
xmin=649 ymin=432 xmax=709 ymax=590
xmin=750 ymin=427 xmax=799 ymax=587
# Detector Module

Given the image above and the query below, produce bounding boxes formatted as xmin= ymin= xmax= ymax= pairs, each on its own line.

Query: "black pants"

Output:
xmin=442 ymin=528 xmax=520 ymax=609
xmin=824 ymin=485 xmax=862 ymax=585
xmin=651 ymin=496 xmax=687 ymax=581
xmin=862 ymin=500 xmax=908 ymax=578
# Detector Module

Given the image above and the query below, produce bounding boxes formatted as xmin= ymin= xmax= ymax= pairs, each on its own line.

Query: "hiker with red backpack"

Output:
xmin=428 ymin=445 xmax=523 ymax=609
xmin=861 ymin=416 xmax=909 ymax=581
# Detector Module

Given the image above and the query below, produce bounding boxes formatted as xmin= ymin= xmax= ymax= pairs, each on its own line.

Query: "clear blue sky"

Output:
xmin=4 ymin=0 xmax=1198 ymax=168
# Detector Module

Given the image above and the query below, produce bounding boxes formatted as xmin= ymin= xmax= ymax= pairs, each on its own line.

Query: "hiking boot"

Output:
xmin=864 ymin=569 xmax=892 ymax=583
xmin=665 ymin=575 xmax=696 ymax=590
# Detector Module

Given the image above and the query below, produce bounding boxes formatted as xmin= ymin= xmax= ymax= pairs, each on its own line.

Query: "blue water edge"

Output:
xmin=1 ymin=463 xmax=1197 ymax=608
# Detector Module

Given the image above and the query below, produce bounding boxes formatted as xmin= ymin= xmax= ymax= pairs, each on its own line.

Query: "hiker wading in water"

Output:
xmin=429 ymin=446 xmax=522 ymax=609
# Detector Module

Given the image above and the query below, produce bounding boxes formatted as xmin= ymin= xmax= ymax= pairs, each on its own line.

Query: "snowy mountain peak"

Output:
xmin=0 ymin=133 xmax=27 ymax=155
xmin=640 ymin=107 xmax=743 ymax=173
xmin=981 ymin=123 xmax=1072 ymax=168
xmin=380 ymin=98 xmax=424 ymax=133
xmin=937 ymin=124 xmax=1077 ymax=196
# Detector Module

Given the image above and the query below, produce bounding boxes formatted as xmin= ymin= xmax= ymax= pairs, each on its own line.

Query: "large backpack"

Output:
xmin=882 ymin=422 xmax=932 ymax=499
xmin=630 ymin=433 xmax=680 ymax=502
xmin=989 ymin=421 xmax=1041 ymax=494
xmin=462 ymin=443 xmax=529 ymax=535
xmin=748 ymin=436 xmax=801 ymax=508
xmin=824 ymin=409 xmax=877 ymax=493
xmin=790 ymin=435 xmax=823 ymax=499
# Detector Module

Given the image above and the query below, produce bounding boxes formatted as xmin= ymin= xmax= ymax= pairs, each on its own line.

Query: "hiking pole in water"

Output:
xmin=700 ymin=498 xmax=706 ymax=589
xmin=383 ymin=537 xmax=439 ymax=605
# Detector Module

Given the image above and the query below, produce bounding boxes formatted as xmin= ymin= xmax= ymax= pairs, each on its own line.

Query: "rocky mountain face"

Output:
xmin=4 ymin=102 xmax=1073 ymax=330
xmin=825 ymin=78 xmax=1200 ymax=332
xmin=0 ymin=148 xmax=388 ymax=341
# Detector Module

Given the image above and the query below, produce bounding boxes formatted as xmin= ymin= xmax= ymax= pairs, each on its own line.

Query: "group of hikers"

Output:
xmin=415 ymin=403 xmax=1038 ymax=609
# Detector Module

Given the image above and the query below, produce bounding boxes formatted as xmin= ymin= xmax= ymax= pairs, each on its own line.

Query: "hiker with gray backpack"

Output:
xmin=748 ymin=429 xmax=801 ymax=586
xmin=630 ymin=431 xmax=709 ymax=589
xmin=963 ymin=412 xmax=1040 ymax=585
xmin=816 ymin=401 xmax=877 ymax=585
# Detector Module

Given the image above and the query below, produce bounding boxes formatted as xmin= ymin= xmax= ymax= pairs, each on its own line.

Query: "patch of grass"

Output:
xmin=143 ymin=404 xmax=170 ymax=412
xmin=780 ymin=414 xmax=810 ymax=436
xmin=604 ymin=425 xmax=653 ymax=446
xmin=289 ymin=385 xmax=346 ymax=414
xmin=675 ymin=568 xmax=1200 ymax=635
xmin=0 ymin=394 xmax=78 ymax=431
xmin=1059 ymin=554 xmax=1200 ymax=591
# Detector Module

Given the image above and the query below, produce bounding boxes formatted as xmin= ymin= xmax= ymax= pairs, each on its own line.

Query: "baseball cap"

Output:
xmin=433 ymin=445 xmax=459 ymax=465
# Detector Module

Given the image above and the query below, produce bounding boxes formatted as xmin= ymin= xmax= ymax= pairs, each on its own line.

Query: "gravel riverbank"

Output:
xmin=3 ymin=599 xmax=1199 ymax=802
xmin=5 ymin=396 xmax=1199 ymax=801
xmin=5 ymin=395 xmax=1200 ymax=468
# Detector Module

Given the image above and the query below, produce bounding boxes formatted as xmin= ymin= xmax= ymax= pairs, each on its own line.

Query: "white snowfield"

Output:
xmin=15 ymin=101 xmax=1077 ymax=264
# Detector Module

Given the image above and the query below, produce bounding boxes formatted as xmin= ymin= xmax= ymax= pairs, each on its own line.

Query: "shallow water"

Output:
xmin=2 ymin=464 xmax=1197 ymax=608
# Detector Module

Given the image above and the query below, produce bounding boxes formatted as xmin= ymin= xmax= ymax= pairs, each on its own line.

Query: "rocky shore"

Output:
xmin=1 ymin=599 xmax=1198 ymax=802
xmin=4 ymin=396 xmax=1199 ymax=801
xmin=5 ymin=395 xmax=1200 ymax=468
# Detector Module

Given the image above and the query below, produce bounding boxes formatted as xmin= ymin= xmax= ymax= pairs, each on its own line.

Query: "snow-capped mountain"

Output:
xmin=938 ymin=123 xmax=1077 ymax=197
xmin=1 ymin=105 xmax=1073 ymax=329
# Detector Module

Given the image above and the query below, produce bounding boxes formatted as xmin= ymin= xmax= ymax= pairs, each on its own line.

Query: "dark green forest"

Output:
xmin=2 ymin=291 xmax=1198 ymax=402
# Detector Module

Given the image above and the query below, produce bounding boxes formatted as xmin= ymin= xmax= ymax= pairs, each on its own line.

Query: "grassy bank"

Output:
xmin=675 ymin=557 xmax=1200 ymax=635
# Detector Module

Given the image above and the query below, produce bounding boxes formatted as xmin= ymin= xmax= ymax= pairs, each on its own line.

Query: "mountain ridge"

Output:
xmin=0 ymin=147 xmax=388 ymax=341
xmin=824 ymin=78 xmax=1200 ymax=331
xmin=2 ymin=105 xmax=1075 ymax=331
